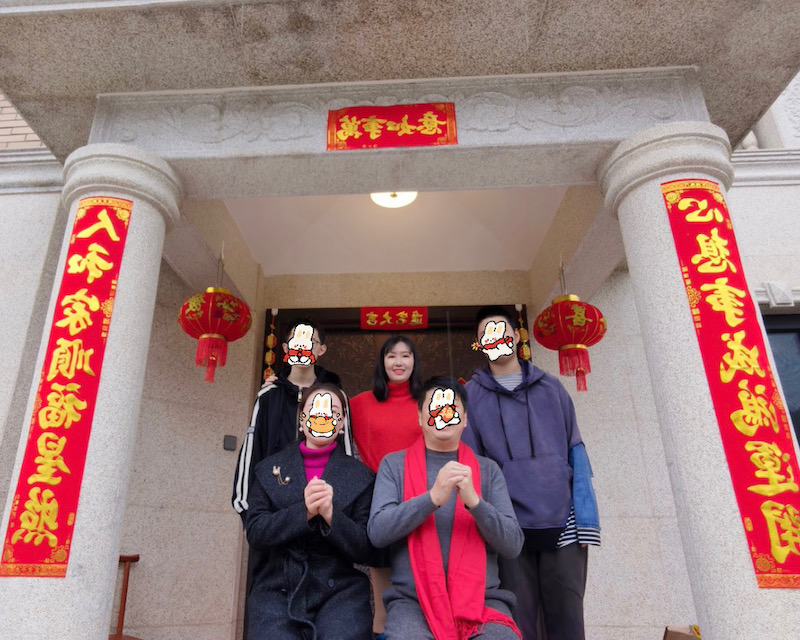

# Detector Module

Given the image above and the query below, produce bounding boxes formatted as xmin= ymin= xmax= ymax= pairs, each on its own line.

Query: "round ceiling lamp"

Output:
xmin=370 ymin=191 xmax=418 ymax=208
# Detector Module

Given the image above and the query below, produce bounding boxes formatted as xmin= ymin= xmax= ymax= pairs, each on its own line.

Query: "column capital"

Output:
xmin=598 ymin=121 xmax=734 ymax=213
xmin=62 ymin=143 xmax=182 ymax=227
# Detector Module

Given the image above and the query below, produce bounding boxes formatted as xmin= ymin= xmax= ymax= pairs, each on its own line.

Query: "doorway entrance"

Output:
xmin=263 ymin=305 xmax=529 ymax=394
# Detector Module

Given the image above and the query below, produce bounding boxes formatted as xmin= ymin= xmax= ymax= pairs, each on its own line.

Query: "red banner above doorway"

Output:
xmin=327 ymin=103 xmax=457 ymax=151
xmin=360 ymin=307 xmax=428 ymax=330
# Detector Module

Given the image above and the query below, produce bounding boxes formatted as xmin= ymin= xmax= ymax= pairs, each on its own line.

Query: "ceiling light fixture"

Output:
xmin=370 ymin=191 xmax=418 ymax=208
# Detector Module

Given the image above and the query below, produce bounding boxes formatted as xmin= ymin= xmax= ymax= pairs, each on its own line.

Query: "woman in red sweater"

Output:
xmin=350 ymin=336 xmax=423 ymax=472
xmin=350 ymin=336 xmax=423 ymax=639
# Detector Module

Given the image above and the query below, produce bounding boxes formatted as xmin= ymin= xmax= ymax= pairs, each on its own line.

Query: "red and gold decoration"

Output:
xmin=662 ymin=179 xmax=800 ymax=588
xmin=262 ymin=309 xmax=279 ymax=381
xmin=327 ymin=103 xmax=457 ymax=151
xmin=0 ymin=197 xmax=132 ymax=577
xmin=516 ymin=304 xmax=532 ymax=361
xmin=178 ymin=288 xmax=252 ymax=383
xmin=360 ymin=306 xmax=428 ymax=330
xmin=533 ymin=295 xmax=607 ymax=392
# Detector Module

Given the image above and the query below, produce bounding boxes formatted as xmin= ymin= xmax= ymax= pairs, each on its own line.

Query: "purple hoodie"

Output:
xmin=463 ymin=361 xmax=583 ymax=530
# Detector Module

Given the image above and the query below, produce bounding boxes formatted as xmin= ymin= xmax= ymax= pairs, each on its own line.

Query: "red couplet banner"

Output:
xmin=0 ymin=197 xmax=132 ymax=577
xmin=327 ymin=103 xmax=457 ymax=151
xmin=661 ymin=179 xmax=800 ymax=588
xmin=360 ymin=307 xmax=428 ymax=330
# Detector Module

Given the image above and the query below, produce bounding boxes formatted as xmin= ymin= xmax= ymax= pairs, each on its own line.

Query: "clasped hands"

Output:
xmin=305 ymin=477 xmax=333 ymax=525
xmin=429 ymin=461 xmax=480 ymax=509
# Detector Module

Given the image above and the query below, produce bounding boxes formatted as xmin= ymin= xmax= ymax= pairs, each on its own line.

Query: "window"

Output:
xmin=764 ymin=315 xmax=800 ymax=440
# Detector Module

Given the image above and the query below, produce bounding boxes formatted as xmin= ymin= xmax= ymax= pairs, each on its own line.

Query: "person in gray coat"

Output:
xmin=245 ymin=382 xmax=375 ymax=640
xmin=368 ymin=376 xmax=524 ymax=640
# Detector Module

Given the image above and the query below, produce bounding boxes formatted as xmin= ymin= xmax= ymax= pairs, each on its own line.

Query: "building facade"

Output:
xmin=1 ymin=3 xmax=800 ymax=639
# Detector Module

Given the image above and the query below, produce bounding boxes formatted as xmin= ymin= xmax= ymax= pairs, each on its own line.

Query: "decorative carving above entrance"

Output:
xmin=89 ymin=68 xmax=711 ymax=197
xmin=93 ymin=68 xmax=705 ymax=151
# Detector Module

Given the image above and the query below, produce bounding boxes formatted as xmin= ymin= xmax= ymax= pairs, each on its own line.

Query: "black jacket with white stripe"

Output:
xmin=232 ymin=365 xmax=348 ymax=522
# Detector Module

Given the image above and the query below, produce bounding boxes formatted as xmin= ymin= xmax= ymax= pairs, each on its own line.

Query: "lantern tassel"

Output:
xmin=197 ymin=335 xmax=228 ymax=383
xmin=558 ymin=346 xmax=591 ymax=377
xmin=575 ymin=368 xmax=588 ymax=392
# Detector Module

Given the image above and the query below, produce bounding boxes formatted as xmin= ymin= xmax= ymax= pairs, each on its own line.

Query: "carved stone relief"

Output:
xmin=781 ymin=75 xmax=800 ymax=136
xmin=92 ymin=69 xmax=704 ymax=154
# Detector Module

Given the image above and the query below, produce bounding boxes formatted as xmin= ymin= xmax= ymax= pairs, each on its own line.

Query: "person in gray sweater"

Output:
xmin=368 ymin=376 xmax=524 ymax=640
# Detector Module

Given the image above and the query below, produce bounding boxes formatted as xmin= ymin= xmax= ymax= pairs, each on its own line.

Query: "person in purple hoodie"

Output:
xmin=463 ymin=306 xmax=600 ymax=640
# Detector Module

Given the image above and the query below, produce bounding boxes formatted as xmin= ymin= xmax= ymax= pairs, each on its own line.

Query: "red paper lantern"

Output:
xmin=178 ymin=287 xmax=252 ymax=383
xmin=533 ymin=294 xmax=607 ymax=391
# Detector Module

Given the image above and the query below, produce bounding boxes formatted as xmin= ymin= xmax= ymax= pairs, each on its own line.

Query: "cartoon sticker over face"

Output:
xmin=428 ymin=388 xmax=460 ymax=430
xmin=306 ymin=392 xmax=338 ymax=438
xmin=284 ymin=323 xmax=316 ymax=365
xmin=478 ymin=320 xmax=514 ymax=361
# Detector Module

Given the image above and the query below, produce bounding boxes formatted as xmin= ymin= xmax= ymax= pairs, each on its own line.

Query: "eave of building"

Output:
xmin=1 ymin=0 xmax=799 ymax=160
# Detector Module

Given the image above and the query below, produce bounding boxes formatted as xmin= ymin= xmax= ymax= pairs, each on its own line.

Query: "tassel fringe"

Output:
xmin=196 ymin=336 xmax=228 ymax=383
xmin=558 ymin=347 xmax=590 ymax=376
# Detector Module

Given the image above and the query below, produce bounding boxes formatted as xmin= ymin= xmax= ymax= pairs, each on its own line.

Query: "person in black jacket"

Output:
xmin=233 ymin=318 xmax=351 ymax=637
xmin=245 ymin=381 xmax=374 ymax=640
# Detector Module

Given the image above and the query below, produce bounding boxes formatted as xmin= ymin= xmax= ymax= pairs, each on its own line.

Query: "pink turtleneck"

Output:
xmin=300 ymin=441 xmax=337 ymax=482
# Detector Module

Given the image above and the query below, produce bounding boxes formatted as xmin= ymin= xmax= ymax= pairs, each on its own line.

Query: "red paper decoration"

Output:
xmin=178 ymin=287 xmax=252 ymax=382
xmin=533 ymin=294 xmax=607 ymax=391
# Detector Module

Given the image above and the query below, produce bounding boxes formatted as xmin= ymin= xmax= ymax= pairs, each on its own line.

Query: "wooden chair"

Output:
xmin=109 ymin=554 xmax=143 ymax=640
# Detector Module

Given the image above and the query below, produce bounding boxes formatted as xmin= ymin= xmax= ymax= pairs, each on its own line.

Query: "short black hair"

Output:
xmin=416 ymin=376 xmax=468 ymax=413
xmin=284 ymin=317 xmax=326 ymax=344
xmin=474 ymin=305 xmax=516 ymax=334
xmin=372 ymin=335 xmax=423 ymax=402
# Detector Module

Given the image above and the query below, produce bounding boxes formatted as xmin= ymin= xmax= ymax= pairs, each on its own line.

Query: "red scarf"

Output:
xmin=481 ymin=336 xmax=513 ymax=350
xmin=283 ymin=348 xmax=315 ymax=363
xmin=427 ymin=404 xmax=456 ymax=426
xmin=404 ymin=438 xmax=521 ymax=640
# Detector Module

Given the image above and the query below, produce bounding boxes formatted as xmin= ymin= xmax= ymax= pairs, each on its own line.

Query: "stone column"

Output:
xmin=0 ymin=144 xmax=181 ymax=638
xmin=599 ymin=122 xmax=800 ymax=640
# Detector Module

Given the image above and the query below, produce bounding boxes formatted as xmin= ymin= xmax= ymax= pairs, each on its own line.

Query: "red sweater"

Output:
xmin=350 ymin=381 xmax=420 ymax=473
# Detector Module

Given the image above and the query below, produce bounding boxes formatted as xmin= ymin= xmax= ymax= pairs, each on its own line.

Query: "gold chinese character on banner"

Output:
xmin=386 ymin=115 xmax=416 ymax=136
xmin=410 ymin=310 xmax=424 ymax=325
xmin=700 ymin=278 xmax=746 ymax=327
xmin=380 ymin=311 xmax=393 ymax=326
xmin=395 ymin=310 xmax=409 ymax=325
xmin=761 ymin=500 xmax=800 ymax=564
xmin=37 ymin=382 xmax=87 ymax=430
xmin=678 ymin=197 xmax=725 ymax=223
xmin=746 ymin=441 xmax=799 ymax=497
xmin=55 ymin=288 xmax=100 ymax=336
xmin=417 ymin=111 xmax=447 ymax=135
xmin=337 ymin=116 xmax=363 ymax=141
xmin=67 ymin=243 xmax=113 ymax=284
xmin=27 ymin=433 xmax=71 ymax=486
xmin=691 ymin=228 xmax=737 ymax=274
xmin=730 ymin=379 xmax=779 ymax=437
xmin=720 ymin=331 xmax=765 ymax=384
xmin=362 ymin=115 xmax=387 ymax=140
xmin=47 ymin=338 xmax=95 ymax=381
xmin=76 ymin=209 xmax=120 ymax=242
xmin=10 ymin=487 xmax=59 ymax=547
xmin=364 ymin=311 xmax=378 ymax=327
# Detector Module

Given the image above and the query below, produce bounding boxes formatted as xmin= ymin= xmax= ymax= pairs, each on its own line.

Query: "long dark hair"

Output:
xmin=372 ymin=335 xmax=422 ymax=402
